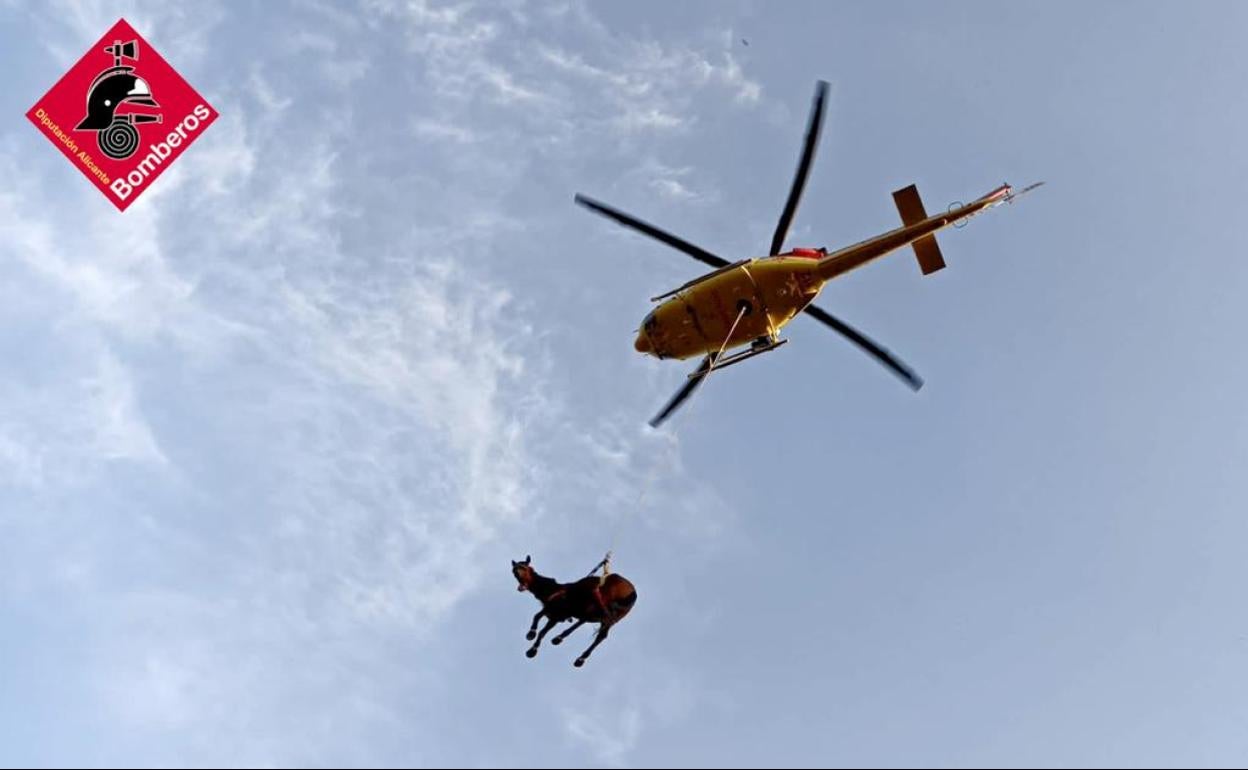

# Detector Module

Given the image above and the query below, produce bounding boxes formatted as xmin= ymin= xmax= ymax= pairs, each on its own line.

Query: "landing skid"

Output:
xmin=688 ymin=338 xmax=788 ymax=378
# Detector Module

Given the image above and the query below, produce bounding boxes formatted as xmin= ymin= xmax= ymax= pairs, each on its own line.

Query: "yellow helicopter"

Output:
xmin=576 ymin=80 xmax=1041 ymax=427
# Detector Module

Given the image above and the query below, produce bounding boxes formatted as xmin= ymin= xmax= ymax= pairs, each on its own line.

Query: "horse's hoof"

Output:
xmin=526 ymin=648 xmax=537 ymax=658
xmin=525 ymin=631 xmax=536 ymax=641
xmin=551 ymin=636 xmax=562 ymax=645
xmin=574 ymin=658 xmax=585 ymax=668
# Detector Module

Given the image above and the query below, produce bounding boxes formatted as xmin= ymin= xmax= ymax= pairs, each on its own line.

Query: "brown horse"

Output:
xmin=511 ymin=555 xmax=638 ymax=667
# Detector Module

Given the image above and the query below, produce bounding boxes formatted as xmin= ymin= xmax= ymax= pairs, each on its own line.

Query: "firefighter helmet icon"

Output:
xmin=75 ymin=39 xmax=162 ymax=160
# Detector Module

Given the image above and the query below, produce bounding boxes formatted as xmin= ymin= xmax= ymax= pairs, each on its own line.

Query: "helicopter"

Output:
xmin=575 ymin=80 xmax=1042 ymax=427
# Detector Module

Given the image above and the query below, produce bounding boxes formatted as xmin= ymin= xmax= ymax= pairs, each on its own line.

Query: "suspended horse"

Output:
xmin=511 ymin=555 xmax=637 ymax=667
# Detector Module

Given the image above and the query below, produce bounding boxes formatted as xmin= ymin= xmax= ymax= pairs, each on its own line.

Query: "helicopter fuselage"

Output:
xmin=635 ymin=182 xmax=1015 ymax=360
xmin=635 ymin=256 xmax=823 ymax=360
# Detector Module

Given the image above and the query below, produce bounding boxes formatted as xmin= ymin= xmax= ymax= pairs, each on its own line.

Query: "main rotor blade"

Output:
xmin=770 ymin=80 xmax=829 ymax=256
xmin=802 ymin=304 xmax=923 ymax=391
xmin=575 ymin=194 xmax=729 ymax=269
xmin=649 ymin=353 xmax=717 ymax=428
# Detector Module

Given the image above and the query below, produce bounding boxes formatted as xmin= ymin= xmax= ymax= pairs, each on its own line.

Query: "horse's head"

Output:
xmin=511 ymin=555 xmax=534 ymax=592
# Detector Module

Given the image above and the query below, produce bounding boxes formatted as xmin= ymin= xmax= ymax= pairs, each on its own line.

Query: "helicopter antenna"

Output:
xmin=1005 ymin=181 xmax=1046 ymax=203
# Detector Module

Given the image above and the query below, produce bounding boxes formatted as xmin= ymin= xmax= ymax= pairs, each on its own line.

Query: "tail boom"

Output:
xmin=893 ymin=184 xmax=946 ymax=275
xmin=816 ymin=182 xmax=1021 ymax=281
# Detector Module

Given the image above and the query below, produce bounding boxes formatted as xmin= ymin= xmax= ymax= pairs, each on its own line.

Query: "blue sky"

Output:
xmin=3 ymin=0 xmax=1248 ymax=767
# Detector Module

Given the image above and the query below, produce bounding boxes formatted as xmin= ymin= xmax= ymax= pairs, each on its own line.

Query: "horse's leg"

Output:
xmin=574 ymin=624 xmax=610 ymax=668
xmin=551 ymin=619 xmax=586 ymax=646
xmin=526 ymin=609 xmax=544 ymax=641
xmin=592 ymin=584 xmax=611 ymax=620
xmin=526 ymin=616 xmax=559 ymax=658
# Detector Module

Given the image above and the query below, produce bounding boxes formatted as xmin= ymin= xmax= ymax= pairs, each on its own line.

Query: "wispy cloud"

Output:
xmin=2 ymin=0 xmax=758 ymax=764
xmin=614 ymin=106 xmax=687 ymax=133
xmin=375 ymin=0 xmax=763 ymax=152
xmin=0 ymin=433 xmax=43 ymax=489
xmin=630 ymin=159 xmax=715 ymax=203
xmin=6 ymin=3 xmax=550 ymax=758
xmin=0 ymin=340 xmax=166 ymax=493
xmin=556 ymin=662 xmax=708 ymax=768
xmin=82 ymin=350 xmax=168 ymax=464
xmin=651 ymin=178 xmax=697 ymax=200
xmin=412 ymin=116 xmax=477 ymax=144
xmin=563 ymin=703 xmax=643 ymax=768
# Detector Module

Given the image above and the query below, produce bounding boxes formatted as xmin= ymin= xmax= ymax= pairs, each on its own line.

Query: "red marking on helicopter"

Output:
xmin=25 ymin=18 xmax=217 ymax=211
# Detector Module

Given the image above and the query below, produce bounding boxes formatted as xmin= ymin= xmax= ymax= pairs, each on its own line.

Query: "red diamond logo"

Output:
xmin=25 ymin=18 xmax=218 ymax=211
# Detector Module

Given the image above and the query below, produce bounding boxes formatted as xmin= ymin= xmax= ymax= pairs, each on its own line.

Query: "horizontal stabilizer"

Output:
xmin=911 ymin=235 xmax=945 ymax=275
xmin=892 ymin=184 xmax=946 ymax=275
